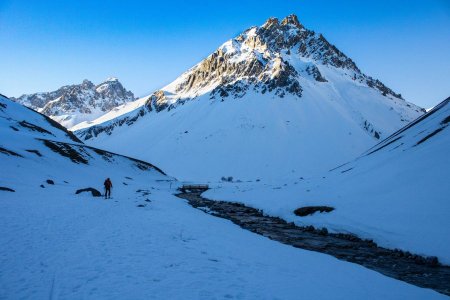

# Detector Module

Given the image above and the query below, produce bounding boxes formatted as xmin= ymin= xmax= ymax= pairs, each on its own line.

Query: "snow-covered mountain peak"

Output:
xmin=73 ymin=15 xmax=425 ymax=181
xmin=159 ymin=14 xmax=403 ymax=105
xmin=12 ymin=78 xmax=135 ymax=128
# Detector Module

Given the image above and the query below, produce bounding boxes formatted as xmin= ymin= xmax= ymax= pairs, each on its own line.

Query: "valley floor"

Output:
xmin=0 ymin=180 xmax=446 ymax=299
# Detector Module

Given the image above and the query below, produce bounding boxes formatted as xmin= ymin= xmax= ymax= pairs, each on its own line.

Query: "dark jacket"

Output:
xmin=104 ymin=179 xmax=112 ymax=189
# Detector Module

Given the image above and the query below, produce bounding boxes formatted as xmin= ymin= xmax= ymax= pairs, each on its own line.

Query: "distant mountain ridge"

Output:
xmin=11 ymin=78 xmax=135 ymax=128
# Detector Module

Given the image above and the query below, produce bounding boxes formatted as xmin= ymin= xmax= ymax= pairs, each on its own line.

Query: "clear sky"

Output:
xmin=1 ymin=0 xmax=449 ymax=108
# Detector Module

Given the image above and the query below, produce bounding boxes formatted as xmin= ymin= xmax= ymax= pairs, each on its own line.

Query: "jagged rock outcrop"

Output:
xmin=166 ymin=14 xmax=399 ymax=101
xmin=145 ymin=90 xmax=170 ymax=112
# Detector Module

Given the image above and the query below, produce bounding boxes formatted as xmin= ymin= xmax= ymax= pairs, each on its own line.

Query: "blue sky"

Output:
xmin=0 ymin=0 xmax=449 ymax=108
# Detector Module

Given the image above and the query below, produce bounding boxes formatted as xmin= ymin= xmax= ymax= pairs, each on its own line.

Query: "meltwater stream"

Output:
xmin=176 ymin=188 xmax=450 ymax=296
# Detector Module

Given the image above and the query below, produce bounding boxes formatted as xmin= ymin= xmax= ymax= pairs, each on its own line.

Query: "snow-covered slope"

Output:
xmin=12 ymin=78 xmax=135 ymax=128
xmin=74 ymin=15 xmax=424 ymax=182
xmin=205 ymin=97 xmax=450 ymax=264
xmin=0 ymin=94 xmax=446 ymax=299
xmin=0 ymin=94 xmax=167 ymax=194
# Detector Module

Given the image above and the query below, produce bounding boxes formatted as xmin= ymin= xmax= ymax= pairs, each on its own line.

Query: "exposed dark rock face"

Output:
xmin=0 ymin=187 xmax=15 ymax=192
xmin=260 ymin=59 xmax=303 ymax=97
xmin=18 ymin=120 xmax=54 ymax=135
xmin=41 ymin=139 xmax=90 ymax=164
xmin=441 ymin=115 xmax=450 ymax=125
xmin=35 ymin=109 xmax=82 ymax=142
xmin=294 ymin=206 xmax=334 ymax=217
xmin=38 ymin=138 xmax=167 ymax=175
xmin=0 ymin=147 xmax=23 ymax=157
xmin=416 ymin=127 xmax=445 ymax=145
xmin=363 ymin=120 xmax=382 ymax=139
xmin=365 ymin=77 xmax=402 ymax=99
xmin=26 ymin=149 xmax=43 ymax=157
xmin=305 ymin=65 xmax=327 ymax=82
xmin=75 ymin=187 xmax=102 ymax=197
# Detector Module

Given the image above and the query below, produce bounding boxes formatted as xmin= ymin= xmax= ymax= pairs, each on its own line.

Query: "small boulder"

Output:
xmin=46 ymin=179 xmax=55 ymax=185
xmin=294 ymin=206 xmax=334 ymax=217
xmin=0 ymin=186 xmax=15 ymax=192
xmin=75 ymin=188 xmax=101 ymax=197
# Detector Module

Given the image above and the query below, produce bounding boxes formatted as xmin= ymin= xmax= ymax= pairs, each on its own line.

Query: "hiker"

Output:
xmin=104 ymin=178 xmax=113 ymax=199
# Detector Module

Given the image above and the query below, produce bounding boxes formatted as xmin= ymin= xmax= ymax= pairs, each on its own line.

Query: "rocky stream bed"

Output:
xmin=176 ymin=188 xmax=450 ymax=296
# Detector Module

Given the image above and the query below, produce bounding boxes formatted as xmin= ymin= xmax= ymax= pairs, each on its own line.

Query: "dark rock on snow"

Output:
xmin=75 ymin=188 xmax=102 ymax=197
xmin=294 ymin=206 xmax=334 ymax=217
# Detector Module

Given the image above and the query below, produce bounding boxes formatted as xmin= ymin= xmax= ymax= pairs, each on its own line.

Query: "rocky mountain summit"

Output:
xmin=12 ymin=78 xmax=135 ymax=128
xmin=76 ymin=14 xmax=422 ymax=139
xmin=144 ymin=14 xmax=404 ymax=111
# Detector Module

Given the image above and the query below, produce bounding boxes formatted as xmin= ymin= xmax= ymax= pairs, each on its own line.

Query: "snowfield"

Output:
xmin=1 ymin=95 xmax=447 ymax=298
xmin=1 ymin=180 xmax=447 ymax=299
xmin=73 ymin=84 xmax=421 ymax=183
